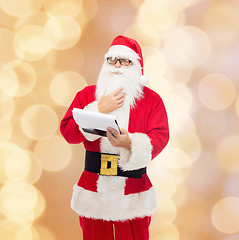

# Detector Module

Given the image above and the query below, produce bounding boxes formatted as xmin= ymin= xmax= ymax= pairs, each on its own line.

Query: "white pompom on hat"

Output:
xmin=105 ymin=35 xmax=149 ymax=86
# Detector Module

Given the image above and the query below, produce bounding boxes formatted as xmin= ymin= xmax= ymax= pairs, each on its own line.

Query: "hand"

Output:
xmin=98 ymin=88 xmax=125 ymax=114
xmin=107 ymin=127 xmax=131 ymax=150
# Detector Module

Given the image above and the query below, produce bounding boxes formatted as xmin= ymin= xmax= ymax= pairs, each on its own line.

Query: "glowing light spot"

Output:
xmin=44 ymin=15 xmax=81 ymax=50
xmin=21 ymin=105 xmax=58 ymax=141
xmin=31 ymin=226 xmax=41 ymax=240
xmin=211 ymin=197 xmax=239 ymax=233
xmin=158 ymin=148 xmax=191 ymax=169
xmin=171 ymin=66 xmax=193 ymax=84
xmin=0 ymin=208 xmax=34 ymax=224
xmin=173 ymin=184 xmax=188 ymax=208
xmin=13 ymin=61 xmax=37 ymax=97
xmin=150 ymin=222 xmax=179 ymax=240
xmin=172 ymin=83 xmax=192 ymax=108
xmin=149 ymin=78 xmax=172 ymax=98
xmin=0 ymin=188 xmax=45 ymax=223
xmin=46 ymin=47 xmax=84 ymax=73
xmin=0 ymin=61 xmax=36 ymax=97
xmin=33 ymin=189 xmax=46 ymax=220
xmin=154 ymin=195 xmax=177 ymax=226
xmin=15 ymin=226 xmax=36 ymax=240
xmin=177 ymin=198 xmax=207 ymax=235
xmin=149 ymin=160 xmax=190 ymax=186
xmin=5 ymin=149 xmax=31 ymax=180
xmin=203 ymin=3 xmax=239 ymax=45
xmin=216 ymin=134 xmax=239 ymax=174
xmin=34 ymin=225 xmax=56 ymax=240
xmin=149 ymin=163 xmax=177 ymax=197
xmin=0 ymin=220 xmax=33 ymax=240
xmin=171 ymin=130 xmax=202 ymax=163
xmin=44 ymin=0 xmax=83 ymax=17
xmin=0 ymin=142 xmax=21 ymax=183
xmin=34 ymin=135 xmax=71 ymax=172
xmin=15 ymin=11 xmax=49 ymax=30
xmin=138 ymin=1 xmax=178 ymax=31
xmin=24 ymin=151 xmax=42 ymax=184
xmin=0 ymin=64 xmax=18 ymax=97
xmin=0 ymin=121 xmax=12 ymax=142
xmin=14 ymin=25 xmax=51 ymax=62
xmin=0 ymin=28 xmax=19 ymax=64
xmin=144 ymin=50 xmax=168 ymax=79
xmin=164 ymin=26 xmax=211 ymax=68
xmin=0 ymin=0 xmax=43 ymax=18
xmin=173 ymin=167 xmax=192 ymax=185
xmin=164 ymin=94 xmax=191 ymax=132
xmin=181 ymin=116 xmax=196 ymax=133
xmin=142 ymin=11 xmax=185 ymax=39
xmin=186 ymin=27 xmax=211 ymax=67
xmin=175 ymin=0 xmax=193 ymax=10
xmin=75 ymin=0 xmax=98 ymax=25
xmin=0 ymin=93 xmax=14 ymax=124
xmin=124 ymin=24 xmax=158 ymax=46
xmin=198 ymin=74 xmax=236 ymax=111
xmin=148 ymin=0 xmax=192 ymax=12
xmin=0 ymin=182 xmax=38 ymax=214
xmin=50 ymin=71 xmax=87 ymax=106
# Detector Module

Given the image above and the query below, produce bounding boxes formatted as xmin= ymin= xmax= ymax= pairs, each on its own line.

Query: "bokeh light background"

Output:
xmin=0 ymin=0 xmax=239 ymax=239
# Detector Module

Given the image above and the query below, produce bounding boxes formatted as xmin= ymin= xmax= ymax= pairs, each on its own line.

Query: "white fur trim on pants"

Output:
xmin=118 ymin=133 xmax=152 ymax=171
xmin=71 ymin=183 xmax=157 ymax=221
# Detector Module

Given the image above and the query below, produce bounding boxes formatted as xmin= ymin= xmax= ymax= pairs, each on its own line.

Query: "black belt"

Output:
xmin=85 ymin=151 xmax=146 ymax=179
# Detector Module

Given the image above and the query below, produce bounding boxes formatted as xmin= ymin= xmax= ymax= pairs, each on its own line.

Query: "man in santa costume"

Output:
xmin=60 ymin=35 xmax=169 ymax=240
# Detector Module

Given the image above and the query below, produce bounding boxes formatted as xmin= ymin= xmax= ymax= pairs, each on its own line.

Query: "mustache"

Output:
xmin=111 ymin=70 xmax=124 ymax=75
xmin=104 ymin=65 xmax=128 ymax=75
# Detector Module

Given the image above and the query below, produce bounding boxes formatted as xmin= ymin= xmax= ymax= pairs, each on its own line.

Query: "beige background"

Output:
xmin=0 ymin=0 xmax=239 ymax=239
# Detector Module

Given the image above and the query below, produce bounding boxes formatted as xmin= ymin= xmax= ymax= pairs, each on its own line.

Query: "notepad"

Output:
xmin=72 ymin=108 xmax=121 ymax=137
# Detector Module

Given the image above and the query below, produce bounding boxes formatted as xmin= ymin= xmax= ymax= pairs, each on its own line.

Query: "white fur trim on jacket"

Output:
xmin=71 ymin=183 xmax=157 ymax=221
xmin=118 ymin=133 xmax=152 ymax=171
xmin=78 ymin=101 xmax=101 ymax=142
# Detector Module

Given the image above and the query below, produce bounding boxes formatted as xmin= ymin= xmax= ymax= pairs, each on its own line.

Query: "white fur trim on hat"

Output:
xmin=105 ymin=45 xmax=140 ymax=62
xmin=139 ymin=75 xmax=149 ymax=86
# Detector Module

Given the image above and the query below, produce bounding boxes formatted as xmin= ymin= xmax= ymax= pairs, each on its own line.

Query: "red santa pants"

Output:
xmin=79 ymin=216 xmax=151 ymax=240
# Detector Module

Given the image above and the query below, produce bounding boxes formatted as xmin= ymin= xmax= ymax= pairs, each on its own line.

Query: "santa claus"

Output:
xmin=60 ymin=35 xmax=169 ymax=240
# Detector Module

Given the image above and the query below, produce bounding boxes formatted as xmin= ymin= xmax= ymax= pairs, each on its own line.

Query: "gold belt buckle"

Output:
xmin=100 ymin=154 xmax=118 ymax=176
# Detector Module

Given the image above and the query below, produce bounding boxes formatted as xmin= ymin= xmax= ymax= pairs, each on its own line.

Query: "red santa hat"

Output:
xmin=105 ymin=35 xmax=149 ymax=86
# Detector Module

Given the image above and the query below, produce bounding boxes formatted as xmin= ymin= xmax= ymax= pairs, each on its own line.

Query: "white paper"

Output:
xmin=72 ymin=108 xmax=120 ymax=136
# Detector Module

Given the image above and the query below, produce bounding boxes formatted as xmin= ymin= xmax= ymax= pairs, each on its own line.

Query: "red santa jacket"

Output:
xmin=60 ymin=85 xmax=169 ymax=221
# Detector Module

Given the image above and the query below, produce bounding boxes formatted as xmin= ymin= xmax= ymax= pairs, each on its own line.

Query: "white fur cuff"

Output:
xmin=83 ymin=100 xmax=99 ymax=112
xmin=78 ymin=101 xmax=101 ymax=142
xmin=118 ymin=133 xmax=152 ymax=171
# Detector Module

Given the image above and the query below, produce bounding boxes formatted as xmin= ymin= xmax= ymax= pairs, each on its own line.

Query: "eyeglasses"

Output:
xmin=107 ymin=57 xmax=132 ymax=66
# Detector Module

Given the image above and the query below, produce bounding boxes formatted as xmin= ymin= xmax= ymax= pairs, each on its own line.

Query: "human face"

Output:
xmin=96 ymin=57 xmax=143 ymax=109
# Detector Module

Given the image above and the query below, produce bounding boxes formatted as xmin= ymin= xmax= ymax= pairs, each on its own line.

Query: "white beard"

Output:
xmin=96 ymin=61 xmax=143 ymax=111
